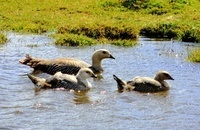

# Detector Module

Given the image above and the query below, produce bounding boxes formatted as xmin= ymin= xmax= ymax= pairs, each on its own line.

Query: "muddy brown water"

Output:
xmin=0 ymin=33 xmax=200 ymax=129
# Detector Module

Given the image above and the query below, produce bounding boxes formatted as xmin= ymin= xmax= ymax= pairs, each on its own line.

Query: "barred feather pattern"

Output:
xmin=47 ymin=79 xmax=87 ymax=91
xmin=44 ymin=64 xmax=81 ymax=75
xmin=128 ymin=81 xmax=169 ymax=93
xmin=43 ymin=64 xmax=101 ymax=75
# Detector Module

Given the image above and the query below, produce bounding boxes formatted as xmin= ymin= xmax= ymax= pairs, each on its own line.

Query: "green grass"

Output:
xmin=0 ymin=0 xmax=200 ymax=47
xmin=188 ymin=48 xmax=200 ymax=62
xmin=0 ymin=33 xmax=7 ymax=44
xmin=53 ymin=33 xmax=98 ymax=46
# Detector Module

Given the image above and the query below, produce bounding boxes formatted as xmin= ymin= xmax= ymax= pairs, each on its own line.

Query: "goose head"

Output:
xmin=76 ymin=68 xmax=97 ymax=80
xmin=76 ymin=68 xmax=97 ymax=89
xmin=154 ymin=70 xmax=174 ymax=82
xmin=91 ymin=49 xmax=115 ymax=72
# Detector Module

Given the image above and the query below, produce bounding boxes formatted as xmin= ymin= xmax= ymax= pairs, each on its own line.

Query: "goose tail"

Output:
xmin=113 ymin=75 xmax=126 ymax=91
xmin=27 ymin=74 xmax=51 ymax=89
xmin=19 ymin=54 xmax=43 ymax=68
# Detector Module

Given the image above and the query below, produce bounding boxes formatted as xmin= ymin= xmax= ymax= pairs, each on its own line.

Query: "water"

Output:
xmin=0 ymin=33 xmax=200 ymax=129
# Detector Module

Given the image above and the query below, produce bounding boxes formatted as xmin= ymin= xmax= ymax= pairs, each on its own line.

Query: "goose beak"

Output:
xmin=109 ymin=54 xmax=115 ymax=59
xmin=169 ymin=76 xmax=174 ymax=80
xmin=92 ymin=74 xmax=97 ymax=78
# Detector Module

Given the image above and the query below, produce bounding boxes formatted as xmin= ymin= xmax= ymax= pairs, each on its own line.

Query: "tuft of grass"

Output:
xmin=188 ymin=48 xmax=200 ymax=62
xmin=140 ymin=19 xmax=200 ymax=43
xmin=110 ymin=40 xmax=137 ymax=46
xmin=181 ymin=28 xmax=200 ymax=43
xmin=52 ymin=33 xmax=98 ymax=46
xmin=0 ymin=33 xmax=7 ymax=44
xmin=140 ymin=22 xmax=179 ymax=39
xmin=57 ymin=25 xmax=138 ymax=40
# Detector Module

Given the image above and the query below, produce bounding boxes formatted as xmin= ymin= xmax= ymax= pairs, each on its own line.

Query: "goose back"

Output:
xmin=113 ymin=70 xmax=174 ymax=93
xmin=46 ymin=78 xmax=88 ymax=91
xmin=128 ymin=77 xmax=168 ymax=92
xmin=35 ymin=58 xmax=90 ymax=75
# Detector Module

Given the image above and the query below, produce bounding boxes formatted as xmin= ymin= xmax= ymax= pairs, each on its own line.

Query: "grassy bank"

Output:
xmin=0 ymin=0 xmax=200 ymax=48
xmin=188 ymin=48 xmax=200 ymax=62
xmin=0 ymin=33 xmax=7 ymax=44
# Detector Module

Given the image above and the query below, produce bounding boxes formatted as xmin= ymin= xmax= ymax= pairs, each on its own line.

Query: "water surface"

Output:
xmin=0 ymin=33 xmax=200 ymax=129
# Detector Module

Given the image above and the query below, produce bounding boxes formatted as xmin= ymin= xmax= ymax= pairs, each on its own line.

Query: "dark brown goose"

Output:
xmin=19 ymin=49 xmax=115 ymax=75
xmin=113 ymin=70 xmax=174 ymax=93
xmin=27 ymin=68 xmax=97 ymax=91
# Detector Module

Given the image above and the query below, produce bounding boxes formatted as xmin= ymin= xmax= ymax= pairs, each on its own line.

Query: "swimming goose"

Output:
xmin=19 ymin=49 xmax=115 ymax=75
xmin=27 ymin=68 xmax=97 ymax=91
xmin=113 ymin=70 xmax=174 ymax=93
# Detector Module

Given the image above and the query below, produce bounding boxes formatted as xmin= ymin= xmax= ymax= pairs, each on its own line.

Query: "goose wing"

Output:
xmin=46 ymin=72 xmax=87 ymax=91
xmin=39 ymin=58 xmax=90 ymax=75
xmin=128 ymin=77 xmax=162 ymax=93
xmin=46 ymin=78 xmax=86 ymax=91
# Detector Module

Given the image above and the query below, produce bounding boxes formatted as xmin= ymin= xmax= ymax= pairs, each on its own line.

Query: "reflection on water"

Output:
xmin=0 ymin=33 xmax=200 ymax=129
xmin=73 ymin=90 xmax=91 ymax=104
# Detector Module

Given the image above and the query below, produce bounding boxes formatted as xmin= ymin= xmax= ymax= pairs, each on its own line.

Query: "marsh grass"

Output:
xmin=53 ymin=33 xmax=98 ymax=46
xmin=188 ymin=48 xmax=200 ymax=62
xmin=0 ymin=0 xmax=200 ymax=47
xmin=0 ymin=33 xmax=7 ymax=44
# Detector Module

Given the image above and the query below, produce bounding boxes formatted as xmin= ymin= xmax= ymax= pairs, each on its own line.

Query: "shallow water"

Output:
xmin=0 ymin=33 xmax=200 ymax=129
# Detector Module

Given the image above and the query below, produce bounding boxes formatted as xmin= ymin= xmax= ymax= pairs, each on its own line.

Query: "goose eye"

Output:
xmin=102 ymin=51 xmax=107 ymax=54
xmin=86 ymin=71 xmax=90 ymax=74
xmin=163 ymin=73 xmax=169 ymax=77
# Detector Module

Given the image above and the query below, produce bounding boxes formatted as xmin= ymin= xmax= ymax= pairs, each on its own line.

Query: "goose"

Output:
xmin=113 ymin=70 xmax=174 ymax=93
xmin=27 ymin=68 xmax=97 ymax=91
xmin=19 ymin=49 xmax=115 ymax=76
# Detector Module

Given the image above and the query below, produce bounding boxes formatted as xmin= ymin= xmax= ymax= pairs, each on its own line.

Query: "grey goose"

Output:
xmin=113 ymin=70 xmax=174 ymax=93
xmin=28 ymin=68 xmax=97 ymax=91
xmin=19 ymin=49 xmax=115 ymax=76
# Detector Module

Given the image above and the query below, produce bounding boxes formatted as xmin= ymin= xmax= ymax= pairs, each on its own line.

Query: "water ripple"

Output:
xmin=0 ymin=34 xmax=200 ymax=129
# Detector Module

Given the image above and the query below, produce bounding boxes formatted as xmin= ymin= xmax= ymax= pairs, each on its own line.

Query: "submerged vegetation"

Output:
xmin=0 ymin=33 xmax=7 ymax=44
xmin=0 ymin=0 xmax=200 ymax=58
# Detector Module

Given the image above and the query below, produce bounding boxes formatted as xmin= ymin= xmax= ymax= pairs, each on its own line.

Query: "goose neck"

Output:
xmin=92 ymin=56 xmax=103 ymax=71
